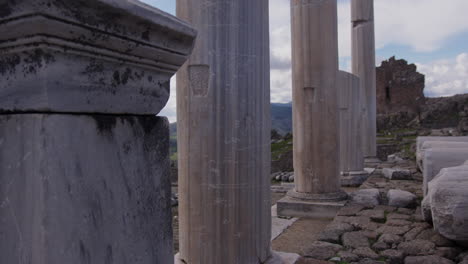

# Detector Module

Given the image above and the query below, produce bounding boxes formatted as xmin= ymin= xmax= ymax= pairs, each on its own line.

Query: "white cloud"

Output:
xmin=160 ymin=0 xmax=468 ymax=122
xmin=374 ymin=0 xmax=468 ymax=53
xmin=159 ymin=77 xmax=177 ymax=122
xmin=417 ymin=53 xmax=468 ymax=97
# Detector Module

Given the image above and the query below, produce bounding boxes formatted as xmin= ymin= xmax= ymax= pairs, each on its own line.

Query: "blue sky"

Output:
xmin=141 ymin=0 xmax=468 ymax=121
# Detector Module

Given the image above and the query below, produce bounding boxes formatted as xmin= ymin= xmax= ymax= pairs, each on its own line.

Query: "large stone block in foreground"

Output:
xmin=427 ymin=167 xmax=468 ymax=246
xmin=422 ymin=148 xmax=468 ymax=196
xmin=0 ymin=114 xmax=172 ymax=264
xmin=416 ymin=138 xmax=468 ymax=171
xmin=0 ymin=0 xmax=196 ymax=114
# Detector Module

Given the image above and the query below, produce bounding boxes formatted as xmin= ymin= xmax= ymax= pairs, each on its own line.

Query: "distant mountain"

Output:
xmin=169 ymin=102 xmax=293 ymax=137
xmin=270 ymin=102 xmax=292 ymax=135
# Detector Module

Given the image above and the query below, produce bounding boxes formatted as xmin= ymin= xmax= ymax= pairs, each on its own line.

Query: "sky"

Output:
xmin=141 ymin=0 xmax=468 ymax=122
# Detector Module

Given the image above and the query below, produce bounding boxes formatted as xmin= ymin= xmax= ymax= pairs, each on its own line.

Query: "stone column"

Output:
xmin=338 ymin=71 xmax=369 ymax=187
xmin=176 ymin=0 xmax=274 ymax=264
xmin=277 ymin=0 xmax=347 ymax=219
xmin=352 ymin=0 xmax=377 ymax=159
xmin=0 ymin=1 xmax=195 ymax=263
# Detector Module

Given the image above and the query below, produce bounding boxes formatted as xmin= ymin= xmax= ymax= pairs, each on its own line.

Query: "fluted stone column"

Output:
xmin=352 ymin=0 xmax=377 ymax=158
xmin=277 ymin=0 xmax=347 ymax=219
xmin=338 ymin=71 xmax=369 ymax=187
xmin=176 ymin=1 xmax=274 ymax=263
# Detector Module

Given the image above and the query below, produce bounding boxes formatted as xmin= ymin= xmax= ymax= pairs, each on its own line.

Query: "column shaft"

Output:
xmin=338 ymin=71 xmax=369 ymax=186
xmin=176 ymin=0 xmax=272 ymax=263
xmin=290 ymin=0 xmax=343 ymax=198
xmin=352 ymin=0 xmax=377 ymax=158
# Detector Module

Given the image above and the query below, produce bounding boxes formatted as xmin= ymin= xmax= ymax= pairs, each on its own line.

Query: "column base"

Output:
xmin=365 ymin=156 xmax=381 ymax=163
xmin=341 ymin=170 xmax=369 ymax=187
xmin=175 ymin=251 xmax=300 ymax=264
xmin=264 ymin=251 xmax=301 ymax=264
xmin=277 ymin=190 xmax=347 ymax=219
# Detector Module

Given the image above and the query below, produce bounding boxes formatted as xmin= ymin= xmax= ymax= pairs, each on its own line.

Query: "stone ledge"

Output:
xmin=277 ymin=196 xmax=347 ymax=219
xmin=0 ymin=0 xmax=196 ymax=114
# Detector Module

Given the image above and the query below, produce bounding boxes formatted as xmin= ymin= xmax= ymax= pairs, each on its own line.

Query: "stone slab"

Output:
xmin=341 ymin=171 xmax=369 ymax=187
xmin=417 ymin=140 xmax=468 ymax=171
xmin=176 ymin=251 xmax=301 ymax=264
xmin=0 ymin=0 xmax=196 ymax=114
xmin=0 ymin=114 xmax=172 ymax=264
xmin=277 ymin=196 xmax=346 ymax=219
xmin=271 ymin=205 xmax=298 ymax=241
xmin=423 ymin=148 xmax=468 ymax=196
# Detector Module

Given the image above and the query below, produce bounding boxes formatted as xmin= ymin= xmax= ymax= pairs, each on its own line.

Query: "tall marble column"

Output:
xmin=352 ymin=0 xmax=377 ymax=158
xmin=338 ymin=71 xmax=369 ymax=187
xmin=176 ymin=0 xmax=273 ymax=263
xmin=277 ymin=0 xmax=347 ymax=219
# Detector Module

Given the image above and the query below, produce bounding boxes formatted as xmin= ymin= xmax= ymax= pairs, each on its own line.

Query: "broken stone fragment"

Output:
xmin=387 ymin=189 xmax=417 ymax=208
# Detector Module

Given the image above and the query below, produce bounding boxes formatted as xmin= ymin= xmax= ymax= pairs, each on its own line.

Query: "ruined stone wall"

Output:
xmin=376 ymin=57 xmax=425 ymax=115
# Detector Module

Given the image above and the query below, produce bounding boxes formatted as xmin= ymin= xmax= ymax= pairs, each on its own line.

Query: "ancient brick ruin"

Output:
xmin=376 ymin=57 xmax=426 ymax=115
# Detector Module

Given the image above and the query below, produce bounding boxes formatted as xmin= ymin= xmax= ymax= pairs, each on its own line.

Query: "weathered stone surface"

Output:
xmin=343 ymin=232 xmax=370 ymax=249
xmin=376 ymin=57 xmax=425 ymax=116
xmin=0 ymin=114 xmax=172 ymax=263
xmin=380 ymin=249 xmax=404 ymax=264
xmin=341 ymin=171 xmax=370 ymax=187
xmin=357 ymin=209 xmax=386 ymax=222
xmin=352 ymin=0 xmax=377 ymax=158
xmin=0 ymin=0 xmax=196 ymax=114
xmin=350 ymin=189 xmax=381 ymax=207
xmin=387 ymin=213 xmax=411 ymax=220
xmin=397 ymin=208 xmax=415 ymax=215
xmin=404 ymin=224 xmax=430 ymax=241
xmin=398 ymin=240 xmax=436 ymax=256
xmin=337 ymin=251 xmax=358 ymax=262
xmin=343 ymin=216 xmax=373 ymax=230
xmin=416 ymin=139 xmax=468 ymax=171
xmin=327 ymin=222 xmax=356 ymax=234
xmin=296 ymin=257 xmax=332 ymax=264
xmin=302 ymin=241 xmax=343 ymax=260
xmin=422 ymin=149 xmax=468 ymax=196
xmin=376 ymin=225 xmax=411 ymax=236
xmin=357 ymin=259 xmax=385 ymax=264
xmin=421 ymin=196 xmax=433 ymax=222
xmin=378 ymin=234 xmax=403 ymax=247
xmin=289 ymin=0 xmax=346 ymax=203
xmin=353 ymin=247 xmax=379 ymax=259
xmin=404 ymin=255 xmax=455 ymax=264
xmin=375 ymin=205 xmax=397 ymax=213
xmin=416 ymin=137 xmax=468 ymax=154
xmin=176 ymin=0 xmax=272 ymax=263
xmin=435 ymin=247 xmax=462 ymax=260
xmin=460 ymin=255 xmax=468 ymax=264
xmin=386 ymin=219 xmax=412 ymax=226
xmin=372 ymin=241 xmax=390 ymax=251
xmin=339 ymin=71 xmax=367 ymax=181
xmin=383 ymin=168 xmax=412 ymax=180
xmin=338 ymin=205 xmax=366 ymax=216
xmin=387 ymin=189 xmax=417 ymax=208
xmin=426 ymin=168 xmax=468 ymax=246
xmin=318 ymin=229 xmax=342 ymax=244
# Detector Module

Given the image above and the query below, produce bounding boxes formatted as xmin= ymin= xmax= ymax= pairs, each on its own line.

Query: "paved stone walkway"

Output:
xmin=272 ymin=160 xmax=468 ymax=264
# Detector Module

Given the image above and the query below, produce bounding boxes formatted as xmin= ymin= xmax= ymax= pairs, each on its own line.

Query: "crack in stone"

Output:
xmin=352 ymin=19 xmax=371 ymax=28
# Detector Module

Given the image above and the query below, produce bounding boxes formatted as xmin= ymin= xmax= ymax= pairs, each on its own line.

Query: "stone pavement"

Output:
xmin=271 ymin=159 xmax=468 ymax=264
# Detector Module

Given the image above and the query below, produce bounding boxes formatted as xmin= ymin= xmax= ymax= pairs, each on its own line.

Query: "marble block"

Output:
xmin=0 ymin=114 xmax=172 ymax=264
xmin=416 ymin=139 xmax=468 ymax=171
xmin=0 ymin=0 xmax=196 ymax=114
xmin=423 ymin=148 xmax=468 ymax=196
